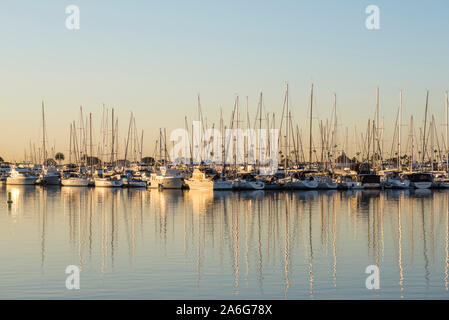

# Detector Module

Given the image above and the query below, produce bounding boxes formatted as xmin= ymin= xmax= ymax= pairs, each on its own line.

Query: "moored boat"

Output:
xmin=61 ymin=173 xmax=89 ymax=187
xmin=403 ymin=172 xmax=433 ymax=189
xmin=148 ymin=167 xmax=184 ymax=189
xmin=185 ymin=168 xmax=233 ymax=190
xmin=6 ymin=167 xmax=38 ymax=185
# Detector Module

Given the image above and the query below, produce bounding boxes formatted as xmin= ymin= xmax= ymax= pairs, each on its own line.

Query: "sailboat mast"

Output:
xmin=410 ymin=116 xmax=414 ymax=172
xmin=42 ymin=101 xmax=47 ymax=165
xmin=111 ymin=108 xmax=115 ymax=164
xmin=124 ymin=113 xmax=133 ymax=165
xmin=159 ymin=128 xmax=162 ymax=165
xmin=422 ymin=90 xmax=429 ymax=169
xmin=89 ymin=113 xmax=93 ymax=173
xmin=375 ymin=86 xmax=380 ymax=169
xmin=69 ymin=123 xmax=72 ymax=164
xmin=140 ymin=130 xmax=144 ymax=163
xmin=286 ymin=83 xmax=289 ymax=169
xmin=446 ymin=91 xmax=448 ymax=173
xmin=309 ymin=84 xmax=314 ymax=166
xmin=398 ymin=90 xmax=402 ymax=171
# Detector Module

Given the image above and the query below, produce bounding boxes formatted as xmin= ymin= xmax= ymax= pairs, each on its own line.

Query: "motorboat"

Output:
xmin=6 ymin=167 xmax=38 ymax=185
xmin=185 ymin=168 xmax=233 ymax=190
xmin=61 ymin=172 xmax=89 ymax=187
xmin=94 ymin=171 xmax=124 ymax=187
xmin=147 ymin=167 xmax=184 ymax=189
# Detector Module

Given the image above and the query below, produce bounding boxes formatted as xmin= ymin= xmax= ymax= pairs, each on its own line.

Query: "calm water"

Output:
xmin=1 ymin=185 xmax=449 ymax=299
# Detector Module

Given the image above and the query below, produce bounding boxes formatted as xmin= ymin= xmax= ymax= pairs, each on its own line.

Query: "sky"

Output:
xmin=0 ymin=0 xmax=448 ymax=161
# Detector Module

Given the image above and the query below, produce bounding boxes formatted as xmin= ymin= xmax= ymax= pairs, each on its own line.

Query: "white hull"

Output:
xmin=233 ymin=180 xmax=265 ymax=190
xmin=186 ymin=179 xmax=233 ymax=190
xmin=148 ymin=177 xmax=184 ymax=189
xmin=6 ymin=177 xmax=38 ymax=185
xmin=213 ymin=180 xmax=233 ymax=190
xmin=61 ymin=178 xmax=89 ymax=187
xmin=384 ymin=178 xmax=410 ymax=189
xmin=95 ymin=179 xmax=123 ymax=187
xmin=287 ymin=180 xmax=318 ymax=190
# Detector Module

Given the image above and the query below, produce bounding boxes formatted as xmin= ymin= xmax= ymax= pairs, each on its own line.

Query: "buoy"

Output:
xmin=7 ymin=191 xmax=13 ymax=204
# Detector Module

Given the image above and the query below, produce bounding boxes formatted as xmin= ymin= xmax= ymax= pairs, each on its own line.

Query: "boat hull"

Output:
xmin=384 ymin=178 xmax=410 ymax=189
xmin=148 ymin=177 xmax=184 ymax=189
xmin=186 ymin=179 xmax=233 ymax=190
xmin=61 ymin=178 xmax=89 ymax=187
xmin=41 ymin=175 xmax=61 ymax=185
xmin=317 ymin=181 xmax=338 ymax=190
xmin=362 ymin=183 xmax=381 ymax=189
xmin=126 ymin=181 xmax=147 ymax=188
xmin=95 ymin=179 xmax=123 ymax=187
xmin=287 ymin=180 xmax=318 ymax=190
xmin=411 ymin=182 xmax=432 ymax=189
xmin=233 ymin=181 xmax=265 ymax=190
xmin=6 ymin=177 xmax=38 ymax=185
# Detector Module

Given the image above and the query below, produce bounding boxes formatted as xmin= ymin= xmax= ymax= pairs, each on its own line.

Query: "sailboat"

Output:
xmin=383 ymin=171 xmax=410 ymax=189
xmin=403 ymin=172 xmax=433 ymax=189
xmin=6 ymin=166 xmax=38 ymax=185
xmin=94 ymin=172 xmax=123 ymax=187
xmin=283 ymin=171 xmax=319 ymax=190
xmin=232 ymin=173 xmax=265 ymax=190
xmin=185 ymin=167 xmax=233 ymax=190
xmin=148 ymin=166 xmax=184 ymax=189
xmin=61 ymin=171 xmax=89 ymax=187
xmin=40 ymin=101 xmax=61 ymax=185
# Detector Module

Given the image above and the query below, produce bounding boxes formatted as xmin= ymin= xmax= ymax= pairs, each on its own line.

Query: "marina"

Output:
xmin=2 ymin=1 xmax=449 ymax=303
xmin=1 ymin=87 xmax=449 ymax=193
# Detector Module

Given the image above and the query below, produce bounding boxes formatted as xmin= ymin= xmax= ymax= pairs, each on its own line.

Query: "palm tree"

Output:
xmin=55 ymin=152 xmax=65 ymax=165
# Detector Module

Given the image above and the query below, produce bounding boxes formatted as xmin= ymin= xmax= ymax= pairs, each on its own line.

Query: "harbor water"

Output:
xmin=1 ymin=185 xmax=449 ymax=299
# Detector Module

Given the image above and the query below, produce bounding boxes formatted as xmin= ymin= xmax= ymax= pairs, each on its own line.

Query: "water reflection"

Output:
xmin=1 ymin=185 xmax=449 ymax=299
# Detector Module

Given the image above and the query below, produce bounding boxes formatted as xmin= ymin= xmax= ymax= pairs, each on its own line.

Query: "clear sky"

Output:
xmin=0 ymin=0 xmax=448 ymax=161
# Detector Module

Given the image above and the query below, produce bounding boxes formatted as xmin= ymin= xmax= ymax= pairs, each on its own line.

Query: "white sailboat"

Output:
xmin=94 ymin=171 xmax=123 ymax=187
xmin=315 ymin=174 xmax=338 ymax=189
xmin=337 ymin=175 xmax=364 ymax=189
xmin=6 ymin=167 xmax=38 ymax=185
xmin=283 ymin=171 xmax=318 ymax=190
xmin=185 ymin=168 xmax=232 ymax=190
xmin=61 ymin=172 xmax=89 ymax=187
xmin=148 ymin=167 xmax=184 ymax=189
